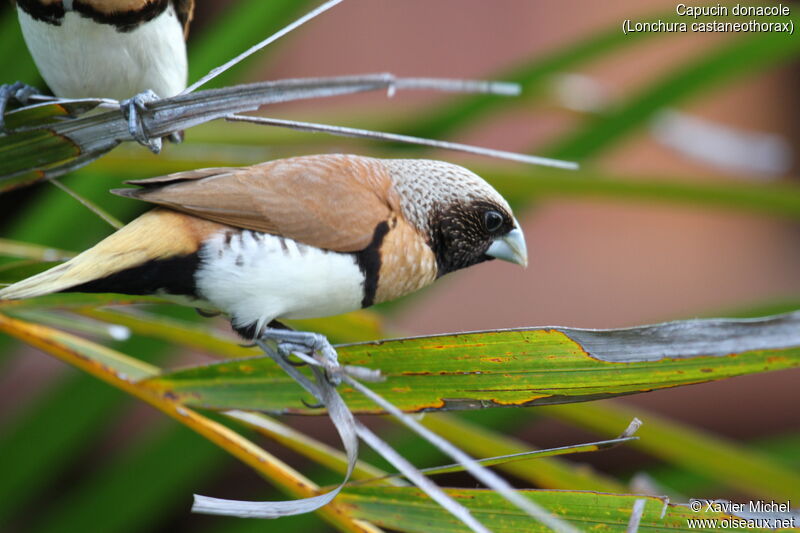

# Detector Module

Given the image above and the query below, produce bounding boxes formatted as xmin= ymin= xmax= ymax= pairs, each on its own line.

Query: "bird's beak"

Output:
xmin=486 ymin=227 xmax=528 ymax=267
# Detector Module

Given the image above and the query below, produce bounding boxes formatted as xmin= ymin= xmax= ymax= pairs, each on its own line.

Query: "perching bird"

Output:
xmin=0 ymin=154 xmax=527 ymax=346
xmin=3 ymin=0 xmax=194 ymax=149
xmin=14 ymin=0 xmax=192 ymax=101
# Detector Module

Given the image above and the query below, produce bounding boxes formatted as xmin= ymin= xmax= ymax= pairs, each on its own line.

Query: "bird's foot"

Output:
xmin=259 ymin=328 xmax=342 ymax=384
xmin=168 ymin=130 xmax=184 ymax=144
xmin=0 ymin=82 xmax=41 ymax=132
xmin=120 ymin=89 xmax=163 ymax=154
xmin=259 ymin=328 xmax=383 ymax=386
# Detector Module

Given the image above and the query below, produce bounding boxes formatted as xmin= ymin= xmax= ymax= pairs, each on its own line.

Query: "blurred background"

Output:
xmin=0 ymin=1 xmax=798 ymax=531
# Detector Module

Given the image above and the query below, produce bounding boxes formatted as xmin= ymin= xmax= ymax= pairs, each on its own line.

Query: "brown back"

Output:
xmin=114 ymin=154 xmax=402 ymax=253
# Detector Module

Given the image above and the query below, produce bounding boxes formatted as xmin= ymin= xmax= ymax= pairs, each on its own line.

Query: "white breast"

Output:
xmin=195 ymin=231 xmax=366 ymax=333
xmin=17 ymin=4 xmax=187 ymax=100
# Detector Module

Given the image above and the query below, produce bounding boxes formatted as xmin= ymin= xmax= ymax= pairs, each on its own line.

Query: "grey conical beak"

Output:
xmin=486 ymin=226 xmax=528 ymax=267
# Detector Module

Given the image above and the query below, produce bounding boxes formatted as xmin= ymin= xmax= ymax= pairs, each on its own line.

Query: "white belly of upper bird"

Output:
xmin=196 ymin=230 xmax=366 ymax=332
xmin=17 ymin=4 xmax=187 ymax=100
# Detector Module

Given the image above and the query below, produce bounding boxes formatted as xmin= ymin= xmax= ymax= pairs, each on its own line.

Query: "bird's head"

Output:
xmin=384 ymin=159 xmax=528 ymax=276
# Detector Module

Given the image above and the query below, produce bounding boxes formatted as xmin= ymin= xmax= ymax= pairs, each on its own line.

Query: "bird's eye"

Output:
xmin=483 ymin=210 xmax=504 ymax=232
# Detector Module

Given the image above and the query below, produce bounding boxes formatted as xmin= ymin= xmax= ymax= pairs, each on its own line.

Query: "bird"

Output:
xmin=0 ymin=154 xmax=527 ymax=358
xmin=14 ymin=0 xmax=192 ymax=101
xmin=3 ymin=0 xmax=194 ymax=149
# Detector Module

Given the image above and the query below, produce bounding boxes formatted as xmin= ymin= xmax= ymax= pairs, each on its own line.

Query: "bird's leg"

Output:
xmin=259 ymin=328 xmax=341 ymax=384
xmin=120 ymin=89 xmax=163 ymax=154
xmin=0 ymin=82 xmax=41 ymax=132
xmin=253 ymin=320 xmax=308 ymax=366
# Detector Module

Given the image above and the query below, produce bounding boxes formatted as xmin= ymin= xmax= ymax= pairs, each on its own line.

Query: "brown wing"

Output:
xmin=113 ymin=154 xmax=400 ymax=253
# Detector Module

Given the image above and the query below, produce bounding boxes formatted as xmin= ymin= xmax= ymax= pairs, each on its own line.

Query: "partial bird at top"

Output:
xmin=4 ymin=0 xmax=194 ymax=151
xmin=14 ymin=0 xmax=193 ymax=100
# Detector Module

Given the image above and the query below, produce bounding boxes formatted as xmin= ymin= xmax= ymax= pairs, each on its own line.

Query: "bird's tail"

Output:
xmin=0 ymin=257 xmax=86 ymax=299
xmin=0 ymin=209 xmax=220 ymax=300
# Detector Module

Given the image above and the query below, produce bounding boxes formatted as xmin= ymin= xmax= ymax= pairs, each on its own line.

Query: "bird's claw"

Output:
xmin=0 ymin=82 xmax=41 ymax=132
xmin=167 ymin=131 xmax=184 ymax=144
xmin=300 ymin=397 xmax=325 ymax=409
xmin=259 ymin=328 xmax=341 ymax=385
xmin=274 ymin=341 xmax=312 ymax=367
xmin=120 ymin=89 xmax=163 ymax=153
